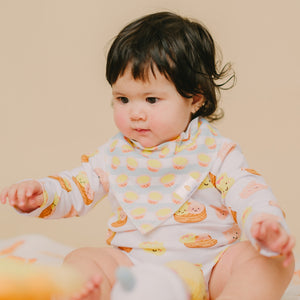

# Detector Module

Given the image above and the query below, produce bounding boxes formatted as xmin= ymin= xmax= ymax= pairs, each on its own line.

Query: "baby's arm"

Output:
xmin=1 ymin=146 xmax=109 ymax=218
xmin=212 ymin=139 xmax=295 ymax=265
xmin=251 ymin=216 xmax=295 ymax=267
xmin=0 ymin=180 xmax=44 ymax=213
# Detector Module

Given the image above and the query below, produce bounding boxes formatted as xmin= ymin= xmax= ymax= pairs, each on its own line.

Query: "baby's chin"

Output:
xmin=131 ymin=135 xmax=179 ymax=149
xmin=132 ymin=138 xmax=159 ymax=149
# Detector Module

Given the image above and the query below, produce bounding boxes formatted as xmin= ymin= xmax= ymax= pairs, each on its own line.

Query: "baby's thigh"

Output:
xmin=64 ymin=246 xmax=133 ymax=284
xmin=208 ymin=241 xmax=259 ymax=297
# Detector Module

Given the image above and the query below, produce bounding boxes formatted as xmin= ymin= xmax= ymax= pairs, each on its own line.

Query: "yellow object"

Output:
xmin=0 ymin=258 xmax=83 ymax=300
xmin=166 ymin=260 xmax=207 ymax=300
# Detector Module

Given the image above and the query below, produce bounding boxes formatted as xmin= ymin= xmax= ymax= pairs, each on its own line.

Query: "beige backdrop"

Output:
xmin=0 ymin=0 xmax=299 ymax=254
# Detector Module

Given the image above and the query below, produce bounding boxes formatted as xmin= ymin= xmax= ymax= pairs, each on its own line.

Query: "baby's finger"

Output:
xmin=27 ymin=181 xmax=43 ymax=197
xmin=255 ymin=222 xmax=267 ymax=241
xmin=17 ymin=187 xmax=27 ymax=206
xmin=0 ymin=188 xmax=9 ymax=204
xmin=283 ymin=251 xmax=294 ymax=267
xmin=251 ymin=222 xmax=262 ymax=239
xmin=271 ymin=234 xmax=289 ymax=252
xmin=7 ymin=186 xmax=18 ymax=206
xmin=25 ymin=185 xmax=34 ymax=198
xmin=260 ymin=222 xmax=268 ymax=238
xmin=281 ymin=236 xmax=296 ymax=256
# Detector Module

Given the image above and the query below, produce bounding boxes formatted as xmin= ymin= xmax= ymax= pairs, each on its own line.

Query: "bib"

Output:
xmin=107 ymin=117 xmax=220 ymax=234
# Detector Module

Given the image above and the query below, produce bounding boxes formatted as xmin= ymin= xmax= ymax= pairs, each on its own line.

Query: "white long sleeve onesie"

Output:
xmin=23 ymin=117 xmax=288 ymax=287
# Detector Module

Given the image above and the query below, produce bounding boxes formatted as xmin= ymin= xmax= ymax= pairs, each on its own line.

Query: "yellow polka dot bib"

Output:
xmin=107 ymin=117 xmax=220 ymax=234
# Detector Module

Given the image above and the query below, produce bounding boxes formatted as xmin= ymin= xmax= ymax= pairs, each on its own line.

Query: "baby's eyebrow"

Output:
xmin=112 ymin=90 xmax=126 ymax=97
xmin=112 ymin=90 xmax=165 ymax=98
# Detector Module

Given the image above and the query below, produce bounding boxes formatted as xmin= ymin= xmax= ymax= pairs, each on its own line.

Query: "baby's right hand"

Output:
xmin=0 ymin=180 xmax=44 ymax=213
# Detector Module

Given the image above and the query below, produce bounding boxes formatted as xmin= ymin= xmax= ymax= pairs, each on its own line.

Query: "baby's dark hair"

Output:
xmin=106 ymin=12 xmax=235 ymax=121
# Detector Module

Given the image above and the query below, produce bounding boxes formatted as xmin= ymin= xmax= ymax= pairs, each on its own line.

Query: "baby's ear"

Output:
xmin=191 ymin=94 xmax=205 ymax=114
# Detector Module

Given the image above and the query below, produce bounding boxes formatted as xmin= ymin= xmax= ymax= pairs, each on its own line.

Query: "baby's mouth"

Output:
xmin=134 ymin=128 xmax=150 ymax=133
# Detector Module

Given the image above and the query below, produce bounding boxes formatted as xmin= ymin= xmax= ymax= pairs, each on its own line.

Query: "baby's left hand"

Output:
xmin=251 ymin=216 xmax=295 ymax=267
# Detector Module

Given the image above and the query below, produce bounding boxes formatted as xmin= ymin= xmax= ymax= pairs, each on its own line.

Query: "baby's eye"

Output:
xmin=146 ymin=97 xmax=159 ymax=104
xmin=117 ymin=97 xmax=129 ymax=104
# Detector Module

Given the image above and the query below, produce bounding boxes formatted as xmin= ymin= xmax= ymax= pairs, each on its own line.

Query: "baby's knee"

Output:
xmin=63 ymin=247 xmax=96 ymax=264
xmin=232 ymin=241 xmax=295 ymax=282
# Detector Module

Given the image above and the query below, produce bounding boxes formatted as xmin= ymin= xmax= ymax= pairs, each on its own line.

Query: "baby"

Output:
xmin=0 ymin=11 xmax=295 ymax=300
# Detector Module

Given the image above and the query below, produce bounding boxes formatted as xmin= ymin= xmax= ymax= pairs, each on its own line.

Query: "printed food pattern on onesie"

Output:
xmin=39 ymin=193 xmax=60 ymax=218
xmin=48 ymin=175 xmax=72 ymax=192
xmin=222 ymin=224 xmax=241 ymax=244
xmin=217 ymin=141 xmax=237 ymax=161
xmin=148 ymin=191 xmax=163 ymax=204
xmin=174 ymin=199 xmax=207 ymax=223
xmin=147 ymin=159 xmax=163 ymax=172
xmin=127 ymin=157 xmax=138 ymax=171
xmin=213 ymin=167 xmax=269 ymax=242
xmin=123 ymin=191 xmax=139 ymax=203
xmin=180 ymin=233 xmax=218 ymax=248
xmin=80 ymin=150 xmax=99 ymax=163
xmin=111 ymin=156 xmax=121 ymax=169
xmin=216 ymin=173 xmax=235 ymax=199
xmin=116 ymin=174 xmax=129 ymax=188
xmin=209 ymin=204 xmax=237 ymax=223
xmin=122 ymin=143 xmax=134 ymax=153
xmin=72 ymin=171 xmax=95 ymax=205
xmin=239 ymin=181 xmax=268 ymax=199
xmin=198 ymin=172 xmax=216 ymax=189
xmin=38 ymin=181 xmax=79 ymax=218
xmin=118 ymin=246 xmax=133 ymax=253
xmin=241 ymin=206 xmax=252 ymax=226
xmin=137 ymin=175 xmax=152 ymax=188
xmin=111 ymin=206 xmax=128 ymax=228
xmin=139 ymin=241 xmax=166 ymax=256
xmin=106 ymin=229 xmax=116 ymax=245
xmin=210 ymin=204 xmax=230 ymax=219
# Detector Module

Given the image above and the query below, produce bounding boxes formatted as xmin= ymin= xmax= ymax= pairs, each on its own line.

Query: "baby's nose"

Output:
xmin=130 ymin=106 xmax=146 ymax=121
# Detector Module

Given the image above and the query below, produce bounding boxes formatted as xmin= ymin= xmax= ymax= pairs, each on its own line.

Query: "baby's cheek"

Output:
xmin=114 ymin=111 xmax=128 ymax=133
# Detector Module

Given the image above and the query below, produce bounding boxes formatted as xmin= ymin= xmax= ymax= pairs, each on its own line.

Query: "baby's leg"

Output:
xmin=63 ymin=247 xmax=133 ymax=300
xmin=209 ymin=241 xmax=294 ymax=300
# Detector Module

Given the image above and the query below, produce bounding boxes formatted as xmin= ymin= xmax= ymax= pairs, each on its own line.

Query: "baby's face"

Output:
xmin=111 ymin=66 xmax=199 ymax=148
